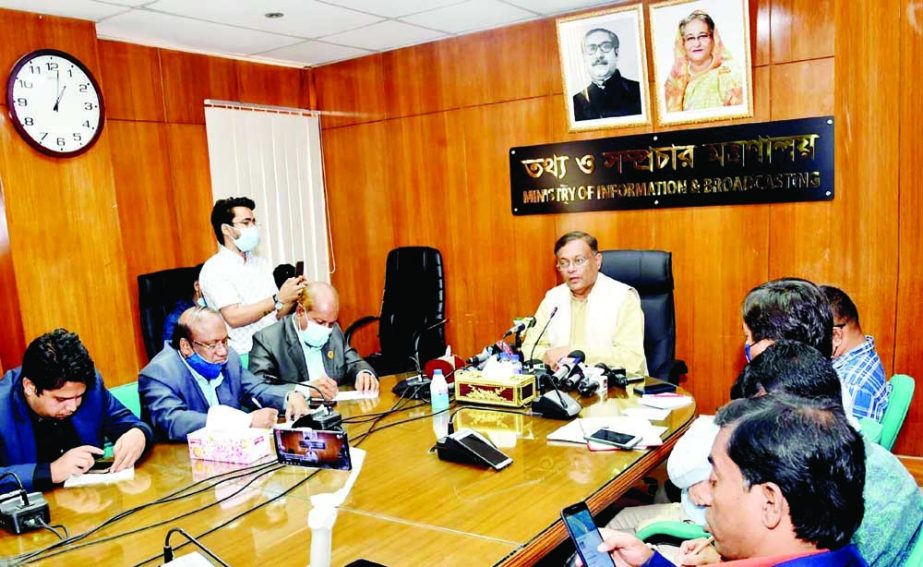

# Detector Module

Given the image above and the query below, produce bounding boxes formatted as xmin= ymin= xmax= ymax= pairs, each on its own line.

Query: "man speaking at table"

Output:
xmin=521 ymin=231 xmax=646 ymax=375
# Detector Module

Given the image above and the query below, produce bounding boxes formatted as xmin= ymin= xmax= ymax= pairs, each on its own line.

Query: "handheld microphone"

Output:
xmin=502 ymin=317 xmax=536 ymax=338
xmin=465 ymin=344 xmax=499 ymax=367
xmin=576 ymin=365 xmax=600 ymax=397
xmin=552 ymin=350 xmax=585 ymax=390
xmin=527 ymin=306 xmax=559 ymax=364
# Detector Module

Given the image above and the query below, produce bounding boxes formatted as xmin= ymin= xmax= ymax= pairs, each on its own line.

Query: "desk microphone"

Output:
xmin=527 ymin=306 xmax=559 ymax=364
xmin=466 ymin=344 xmax=500 ymax=367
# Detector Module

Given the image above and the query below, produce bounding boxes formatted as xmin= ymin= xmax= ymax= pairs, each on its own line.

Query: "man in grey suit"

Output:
xmin=138 ymin=307 xmax=311 ymax=441
xmin=249 ymin=282 xmax=378 ymax=401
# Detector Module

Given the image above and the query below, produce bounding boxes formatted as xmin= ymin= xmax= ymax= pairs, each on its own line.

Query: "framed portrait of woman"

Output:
xmin=556 ymin=4 xmax=650 ymax=132
xmin=649 ymin=0 xmax=753 ymax=126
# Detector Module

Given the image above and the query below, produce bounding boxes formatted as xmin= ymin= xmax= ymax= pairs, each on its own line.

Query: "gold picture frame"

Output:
xmin=557 ymin=4 xmax=651 ymax=132
xmin=649 ymin=0 xmax=753 ymax=126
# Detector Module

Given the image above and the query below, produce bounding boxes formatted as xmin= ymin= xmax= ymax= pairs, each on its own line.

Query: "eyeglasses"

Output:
xmin=193 ymin=338 xmax=229 ymax=352
xmin=833 ymin=323 xmax=847 ymax=329
xmin=584 ymin=42 xmax=615 ymax=56
xmin=683 ymin=33 xmax=712 ymax=44
xmin=556 ymin=256 xmax=591 ymax=271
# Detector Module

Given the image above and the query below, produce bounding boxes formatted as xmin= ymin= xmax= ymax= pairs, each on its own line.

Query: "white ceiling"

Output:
xmin=0 ymin=0 xmax=617 ymax=68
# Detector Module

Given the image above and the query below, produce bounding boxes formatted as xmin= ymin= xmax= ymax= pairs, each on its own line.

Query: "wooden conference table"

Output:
xmin=0 ymin=375 xmax=695 ymax=566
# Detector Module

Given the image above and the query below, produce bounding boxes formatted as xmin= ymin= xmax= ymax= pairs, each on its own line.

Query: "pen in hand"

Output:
xmin=251 ymin=397 xmax=263 ymax=409
xmin=690 ymin=535 xmax=715 ymax=556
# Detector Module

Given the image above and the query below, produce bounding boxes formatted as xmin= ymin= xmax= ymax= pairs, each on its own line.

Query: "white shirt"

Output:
xmin=199 ymin=246 xmax=277 ymax=354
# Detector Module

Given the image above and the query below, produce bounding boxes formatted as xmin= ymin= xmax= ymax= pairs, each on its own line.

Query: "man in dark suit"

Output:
xmin=0 ymin=329 xmax=152 ymax=492
xmin=138 ymin=307 xmax=310 ymax=441
xmin=249 ymin=282 xmax=378 ymax=401
xmin=572 ymin=28 xmax=642 ymax=121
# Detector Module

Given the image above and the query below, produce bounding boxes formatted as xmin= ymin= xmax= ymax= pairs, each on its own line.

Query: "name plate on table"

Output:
xmin=454 ymin=369 xmax=538 ymax=408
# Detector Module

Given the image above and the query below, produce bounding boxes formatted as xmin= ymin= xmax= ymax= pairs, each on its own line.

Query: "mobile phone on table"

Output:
xmin=561 ymin=502 xmax=615 ymax=567
xmin=453 ymin=429 xmax=512 ymax=470
xmin=585 ymin=428 xmax=642 ymax=450
xmin=87 ymin=458 xmax=114 ymax=474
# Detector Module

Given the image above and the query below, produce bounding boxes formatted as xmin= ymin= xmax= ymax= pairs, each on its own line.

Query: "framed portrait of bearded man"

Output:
xmin=649 ymin=0 xmax=753 ymax=126
xmin=557 ymin=4 xmax=651 ymax=132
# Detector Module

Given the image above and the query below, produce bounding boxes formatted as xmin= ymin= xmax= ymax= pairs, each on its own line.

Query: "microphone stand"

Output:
xmin=392 ymin=319 xmax=447 ymax=399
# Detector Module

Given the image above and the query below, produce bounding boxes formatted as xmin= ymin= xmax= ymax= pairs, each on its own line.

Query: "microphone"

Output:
xmin=466 ymin=344 xmax=499 ymax=367
xmin=527 ymin=306 xmax=559 ymax=364
xmin=552 ymin=350 xmax=585 ymax=390
xmin=502 ymin=317 xmax=536 ymax=338
xmin=576 ymin=365 xmax=600 ymax=397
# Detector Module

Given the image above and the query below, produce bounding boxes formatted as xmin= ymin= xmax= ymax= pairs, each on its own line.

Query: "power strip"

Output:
xmin=0 ymin=491 xmax=51 ymax=534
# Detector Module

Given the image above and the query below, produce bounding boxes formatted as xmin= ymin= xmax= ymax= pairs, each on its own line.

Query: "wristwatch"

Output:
xmin=273 ymin=293 xmax=284 ymax=311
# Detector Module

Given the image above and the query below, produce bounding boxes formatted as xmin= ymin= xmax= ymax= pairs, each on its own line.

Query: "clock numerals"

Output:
xmin=8 ymin=49 xmax=104 ymax=157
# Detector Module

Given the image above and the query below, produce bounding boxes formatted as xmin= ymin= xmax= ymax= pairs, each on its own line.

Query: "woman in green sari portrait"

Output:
xmin=663 ymin=10 xmax=742 ymax=112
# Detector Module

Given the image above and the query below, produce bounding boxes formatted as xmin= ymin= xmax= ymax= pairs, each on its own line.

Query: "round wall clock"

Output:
xmin=6 ymin=49 xmax=105 ymax=158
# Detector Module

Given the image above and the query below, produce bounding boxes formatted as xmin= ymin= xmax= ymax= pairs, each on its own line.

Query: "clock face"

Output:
xmin=6 ymin=49 xmax=105 ymax=158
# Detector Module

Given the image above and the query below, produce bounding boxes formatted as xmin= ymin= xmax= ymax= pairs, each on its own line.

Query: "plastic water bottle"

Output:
xmin=430 ymin=369 xmax=450 ymax=412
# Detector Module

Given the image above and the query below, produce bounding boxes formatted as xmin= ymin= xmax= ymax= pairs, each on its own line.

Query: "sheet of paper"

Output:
xmin=623 ymin=406 xmax=671 ymax=421
xmin=205 ymin=404 xmax=252 ymax=430
xmin=638 ymin=395 xmax=694 ymax=410
xmin=547 ymin=417 xmax=666 ymax=448
xmin=64 ymin=467 xmax=134 ymax=487
xmin=335 ymin=390 xmax=380 ymax=402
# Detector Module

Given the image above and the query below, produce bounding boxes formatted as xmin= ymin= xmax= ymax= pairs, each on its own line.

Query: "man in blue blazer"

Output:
xmin=139 ymin=306 xmax=310 ymax=441
xmin=0 ymin=329 xmax=152 ymax=493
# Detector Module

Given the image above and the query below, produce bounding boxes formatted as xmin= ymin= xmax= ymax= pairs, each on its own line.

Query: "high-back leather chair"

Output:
xmin=599 ymin=250 xmax=687 ymax=383
xmin=344 ymin=247 xmax=446 ymax=376
xmin=138 ymin=266 xmax=200 ymax=360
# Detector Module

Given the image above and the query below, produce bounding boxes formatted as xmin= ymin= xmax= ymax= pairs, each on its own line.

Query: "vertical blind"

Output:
xmin=204 ymin=101 xmax=330 ymax=283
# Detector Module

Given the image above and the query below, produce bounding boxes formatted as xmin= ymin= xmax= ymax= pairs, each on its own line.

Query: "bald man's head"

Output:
xmin=296 ymin=282 xmax=340 ymax=329
xmin=172 ymin=307 xmax=229 ymax=362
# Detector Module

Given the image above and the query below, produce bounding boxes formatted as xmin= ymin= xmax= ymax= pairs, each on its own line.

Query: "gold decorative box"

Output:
xmin=454 ymin=369 xmax=538 ymax=408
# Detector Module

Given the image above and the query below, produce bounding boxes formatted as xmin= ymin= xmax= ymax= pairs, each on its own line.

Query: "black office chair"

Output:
xmin=344 ymin=247 xmax=446 ymax=376
xmin=599 ymin=250 xmax=687 ymax=383
xmin=138 ymin=266 xmax=200 ymax=361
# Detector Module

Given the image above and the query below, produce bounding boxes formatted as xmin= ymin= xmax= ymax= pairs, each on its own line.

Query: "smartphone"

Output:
xmin=295 ymin=261 xmax=305 ymax=277
xmin=561 ymin=502 xmax=615 ymax=567
xmin=87 ymin=458 xmax=114 ymax=474
xmin=585 ymin=428 xmax=642 ymax=450
xmin=632 ymin=377 xmax=677 ymax=396
xmin=453 ymin=429 xmax=512 ymax=470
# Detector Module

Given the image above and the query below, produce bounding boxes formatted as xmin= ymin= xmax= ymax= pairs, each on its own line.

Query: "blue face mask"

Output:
xmin=196 ymin=297 xmax=207 ymax=308
xmin=744 ymin=342 xmax=752 ymax=362
xmin=186 ymin=351 xmax=226 ymax=380
xmin=298 ymin=319 xmax=333 ymax=348
xmin=232 ymin=226 xmax=261 ymax=253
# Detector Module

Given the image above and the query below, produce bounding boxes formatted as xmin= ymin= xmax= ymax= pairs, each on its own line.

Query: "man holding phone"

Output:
xmin=585 ymin=395 xmax=867 ymax=566
xmin=0 ymin=330 xmax=153 ymax=492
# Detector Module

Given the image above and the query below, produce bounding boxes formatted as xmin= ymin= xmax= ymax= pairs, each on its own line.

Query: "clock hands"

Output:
xmin=53 ymin=85 xmax=67 ymax=112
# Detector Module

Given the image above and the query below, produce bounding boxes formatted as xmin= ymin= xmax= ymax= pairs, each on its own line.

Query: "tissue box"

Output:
xmin=454 ymin=369 xmax=538 ymax=408
xmin=187 ymin=427 xmax=273 ymax=464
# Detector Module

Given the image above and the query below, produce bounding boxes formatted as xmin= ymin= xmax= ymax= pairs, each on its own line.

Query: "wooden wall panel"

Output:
xmin=770 ymin=0 xmax=835 ymax=63
xmin=98 ymin=41 xmax=165 ymax=122
xmin=314 ymin=55 xmax=388 ymax=129
xmin=109 ymin=121 xmax=179 ymax=362
xmin=892 ymin=0 xmax=923 ymax=455
xmin=0 ymin=115 xmax=138 ymax=382
xmin=160 ymin=50 xmax=239 ymax=124
xmin=0 ymin=185 xmax=25 ymax=370
xmin=164 ymin=124 xmax=216 ymax=267
xmin=236 ymin=60 xmax=305 ymax=109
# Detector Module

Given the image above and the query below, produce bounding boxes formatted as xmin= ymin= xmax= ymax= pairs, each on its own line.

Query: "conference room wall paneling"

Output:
xmin=0 ymin=187 xmax=25 ymax=370
xmin=164 ymin=123 xmax=218 ymax=268
xmin=109 ymin=121 xmax=182 ymax=363
xmin=98 ymin=42 xmax=166 ymax=123
xmin=235 ymin=60 xmax=306 ymax=110
xmin=160 ymin=50 xmax=240 ymax=125
xmin=891 ymin=0 xmax=923 ymax=456
xmin=769 ymin=0 xmax=835 ymax=63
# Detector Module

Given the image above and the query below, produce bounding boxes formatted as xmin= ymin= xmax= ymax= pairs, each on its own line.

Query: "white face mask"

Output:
xmin=298 ymin=319 xmax=333 ymax=348
xmin=232 ymin=225 xmax=260 ymax=253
